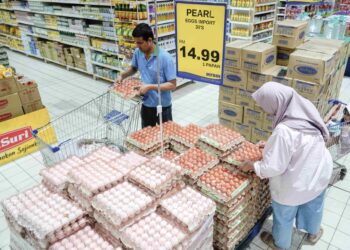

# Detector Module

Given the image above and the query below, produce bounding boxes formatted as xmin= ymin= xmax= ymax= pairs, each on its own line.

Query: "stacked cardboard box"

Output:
xmin=219 ymin=41 xmax=276 ymax=142
xmin=221 ymin=21 xmax=350 ymax=141
xmin=0 ymin=74 xmax=44 ymax=122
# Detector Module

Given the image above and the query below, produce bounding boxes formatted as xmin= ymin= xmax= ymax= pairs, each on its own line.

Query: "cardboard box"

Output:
xmin=234 ymin=122 xmax=252 ymax=141
xmin=267 ymin=65 xmax=293 ymax=87
xmin=251 ymin=128 xmax=272 ymax=143
xmin=242 ymin=43 xmax=276 ymax=73
xmin=16 ymin=77 xmax=37 ymax=91
xmin=224 ymin=59 xmax=236 ymax=72
xmin=297 ymin=42 xmax=338 ymax=72
xmin=0 ymin=107 xmax=55 ymax=166
xmin=236 ymin=88 xmax=254 ymax=108
xmin=219 ymin=101 xmax=244 ymax=123
xmin=287 ymin=50 xmax=334 ymax=85
xmin=0 ymin=93 xmax=24 ymax=122
xmin=277 ymin=47 xmax=295 ymax=66
xmin=224 ymin=69 xmax=247 ymax=89
xmin=273 ymin=34 xmax=304 ymax=49
xmin=18 ymin=86 xmax=41 ymax=104
xmin=219 ymin=86 xmax=236 ymax=103
xmin=22 ymin=100 xmax=44 ymax=114
xmin=247 ymin=71 xmax=270 ymax=85
xmin=274 ymin=20 xmax=308 ymax=38
xmin=219 ymin=117 xmax=235 ymax=130
xmin=307 ymin=38 xmax=347 ymax=66
xmin=263 ymin=113 xmax=274 ymax=132
xmin=225 ymin=40 xmax=254 ymax=68
xmin=244 ymin=107 xmax=264 ymax=128
xmin=293 ymin=79 xmax=324 ymax=101
xmin=0 ymin=77 xmax=18 ymax=97
xmin=246 ymin=81 xmax=263 ymax=92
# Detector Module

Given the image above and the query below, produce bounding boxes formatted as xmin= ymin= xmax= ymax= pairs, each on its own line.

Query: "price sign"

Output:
xmin=175 ymin=1 xmax=227 ymax=85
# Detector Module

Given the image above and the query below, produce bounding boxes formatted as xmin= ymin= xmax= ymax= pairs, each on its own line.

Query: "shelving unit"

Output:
xmin=0 ymin=0 xmax=191 ymax=85
xmin=227 ymin=0 xmax=277 ymax=42
xmin=276 ymin=0 xmax=286 ymax=21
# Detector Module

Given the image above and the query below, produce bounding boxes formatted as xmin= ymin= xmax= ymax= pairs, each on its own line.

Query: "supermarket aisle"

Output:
xmin=0 ymin=51 xmax=350 ymax=250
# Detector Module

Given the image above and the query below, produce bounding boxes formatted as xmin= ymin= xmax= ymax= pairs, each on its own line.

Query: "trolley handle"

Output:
xmin=32 ymin=129 xmax=68 ymax=153
xmin=328 ymin=99 xmax=347 ymax=106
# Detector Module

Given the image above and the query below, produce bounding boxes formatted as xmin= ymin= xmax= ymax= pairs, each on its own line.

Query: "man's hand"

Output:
xmin=115 ymin=75 xmax=123 ymax=85
xmin=238 ymin=161 xmax=254 ymax=172
xmin=138 ymin=84 xmax=153 ymax=95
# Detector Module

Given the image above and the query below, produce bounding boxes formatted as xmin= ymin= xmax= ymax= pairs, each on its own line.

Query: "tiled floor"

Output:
xmin=1 ymin=50 xmax=350 ymax=250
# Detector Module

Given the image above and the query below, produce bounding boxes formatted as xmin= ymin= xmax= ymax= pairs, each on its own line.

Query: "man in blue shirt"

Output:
xmin=117 ymin=23 xmax=176 ymax=128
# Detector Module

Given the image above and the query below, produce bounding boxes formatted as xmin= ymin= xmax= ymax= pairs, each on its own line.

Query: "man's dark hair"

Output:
xmin=132 ymin=23 xmax=154 ymax=41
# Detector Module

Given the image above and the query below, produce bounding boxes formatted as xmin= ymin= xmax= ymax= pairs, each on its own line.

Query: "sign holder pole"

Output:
xmin=154 ymin=0 xmax=164 ymax=156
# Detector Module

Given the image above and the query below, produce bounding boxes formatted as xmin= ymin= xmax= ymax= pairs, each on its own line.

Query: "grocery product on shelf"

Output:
xmin=0 ymin=45 xmax=10 ymax=66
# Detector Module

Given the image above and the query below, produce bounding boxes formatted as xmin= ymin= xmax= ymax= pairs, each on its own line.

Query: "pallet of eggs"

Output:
xmin=2 ymin=150 xmax=216 ymax=250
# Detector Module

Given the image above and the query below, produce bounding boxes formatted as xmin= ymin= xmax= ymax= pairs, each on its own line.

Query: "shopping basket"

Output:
xmin=324 ymin=99 xmax=349 ymax=185
xmin=32 ymin=90 xmax=141 ymax=166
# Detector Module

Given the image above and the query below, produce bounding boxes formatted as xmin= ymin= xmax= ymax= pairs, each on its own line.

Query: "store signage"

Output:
xmin=175 ymin=1 xmax=227 ymax=85
xmin=287 ymin=0 xmax=321 ymax=3
xmin=0 ymin=127 xmax=33 ymax=153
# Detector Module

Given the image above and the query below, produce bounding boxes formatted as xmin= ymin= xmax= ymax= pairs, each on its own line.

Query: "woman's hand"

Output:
xmin=238 ymin=161 xmax=254 ymax=172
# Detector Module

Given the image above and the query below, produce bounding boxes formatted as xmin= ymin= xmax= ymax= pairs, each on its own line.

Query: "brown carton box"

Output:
xmin=246 ymin=81 xmax=263 ymax=92
xmin=287 ymin=50 xmax=334 ymax=85
xmin=273 ymin=34 xmax=304 ymax=49
xmin=243 ymin=107 xmax=264 ymax=128
xmin=219 ymin=117 xmax=235 ymax=130
xmin=307 ymin=38 xmax=347 ymax=66
xmin=16 ymin=77 xmax=37 ymax=91
xmin=267 ymin=65 xmax=293 ymax=87
xmin=18 ymin=86 xmax=41 ymax=104
xmin=251 ymin=128 xmax=272 ymax=143
xmin=277 ymin=47 xmax=295 ymax=66
xmin=247 ymin=71 xmax=270 ymax=85
xmin=219 ymin=86 xmax=236 ymax=104
xmin=0 ymin=77 xmax=18 ymax=97
xmin=0 ymin=93 xmax=24 ymax=122
xmin=293 ymin=79 xmax=325 ymax=102
xmin=234 ymin=122 xmax=252 ymax=141
xmin=263 ymin=113 xmax=274 ymax=132
xmin=219 ymin=101 xmax=244 ymax=123
xmin=22 ymin=100 xmax=44 ymax=114
xmin=223 ymin=69 xmax=247 ymax=89
xmin=224 ymin=59 xmax=236 ymax=72
xmin=274 ymin=20 xmax=308 ymax=38
xmin=236 ymin=88 xmax=254 ymax=108
xmin=242 ymin=43 xmax=276 ymax=73
xmin=225 ymin=40 xmax=254 ymax=68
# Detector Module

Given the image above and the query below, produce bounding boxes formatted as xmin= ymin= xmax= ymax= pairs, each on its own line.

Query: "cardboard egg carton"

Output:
xmin=196 ymin=140 xmax=234 ymax=158
xmin=170 ymin=139 xmax=191 ymax=154
xmin=199 ymin=124 xmax=245 ymax=152
xmin=222 ymin=141 xmax=263 ymax=166
xmin=125 ymin=141 xmax=169 ymax=156
xmin=126 ymin=126 xmax=162 ymax=151
xmin=175 ymin=147 xmax=219 ymax=179
xmin=82 ymin=146 xmax=122 ymax=163
xmin=112 ymin=77 xmax=142 ymax=99
xmin=148 ymin=148 xmax=179 ymax=160
xmin=109 ymin=151 xmax=149 ymax=176
xmin=171 ymin=123 xmax=206 ymax=148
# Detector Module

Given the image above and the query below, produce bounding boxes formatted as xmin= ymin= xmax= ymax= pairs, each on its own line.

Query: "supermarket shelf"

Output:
xmin=88 ymin=33 xmax=116 ymax=41
xmin=255 ymin=10 xmax=275 ymax=15
xmin=0 ymin=21 xmax=18 ymax=27
xmin=89 ymin=47 xmax=119 ymax=56
xmin=16 ymin=20 xmax=33 ymax=26
xmin=254 ymin=36 xmax=272 ymax=42
xmin=228 ymin=6 xmax=253 ymax=11
xmin=227 ymin=34 xmax=250 ymax=39
xmin=278 ymin=7 xmax=286 ymax=9
xmin=94 ymin=74 xmax=114 ymax=83
xmin=29 ymin=33 xmax=88 ymax=48
xmin=253 ymin=28 xmax=273 ymax=35
xmin=277 ymin=14 xmax=285 ymax=16
xmin=255 ymin=2 xmax=276 ymax=7
xmin=0 ymin=7 xmax=12 ymax=11
xmin=151 ymin=19 xmax=175 ymax=26
xmin=0 ymin=33 xmax=22 ymax=40
xmin=156 ymin=31 xmax=175 ymax=38
xmin=228 ymin=20 xmax=251 ymax=25
xmin=27 ymin=0 xmax=112 ymax=6
xmin=254 ymin=18 xmax=274 ymax=24
xmin=91 ymin=61 xmax=123 ymax=71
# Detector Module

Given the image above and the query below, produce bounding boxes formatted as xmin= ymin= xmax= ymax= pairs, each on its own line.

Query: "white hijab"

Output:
xmin=252 ymin=82 xmax=329 ymax=140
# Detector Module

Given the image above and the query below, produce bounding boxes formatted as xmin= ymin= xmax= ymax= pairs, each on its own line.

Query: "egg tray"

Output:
xmin=157 ymin=196 xmax=216 ymax=233
xmin=126 ymin=126 xmax=166 ymax=151
xmin=215 ymin=206 xmax=254 ymax=228
xmin=222 ymin=141 xmax=263 ymax=166
xmin=40 ymin=156 xmax=84 ymax=193
xmin=67 ymin=162 xmax=125 ymax=198
xmin=170 ymin=124 xmax=206 ymax=148
xmin=9 ymin=228 xmax=36 ymax=250
xmin=199 ymin=127 xmax=245 ymax=152
xmin=83 ymin=146 xmax=122 ymax=163
xmin=216 ymin=192 xmax=253 ymax=216
xmin=214 ymin=216 xmax=252 ymax=236
xmin=183 ymin=215 xmax=214 ymax=250
xmin=5 ymin=216 xmax=25 ymax=236
xmin=120 ymin=211 xmax=188 ymax=250
xmin=67 ymin=184 xmax=93 ymax=213
xmin=95 ymin=223 xmax=126 ymax=249
xmin=148 ymin=148 xmax=179 ymax=160
xmin=125 ymin=141 xmax=165 ymax=156
xmin=175 ymin=148 xmax=220 ymax=179
xmin=109 ymin=152 xmax=149 ymax=176
xmin=162 ymin=121 xmax=184 ymax=138
xmin=213 ymin=227 xmax=252 ymax=250
xmin=93 ymin=211 xmax=122 ymax=240
xmin=48 ymin=225 xmax=119 ymax=250
xmin=170 ymin=139 xmax=191 ymax=154
xmin=112 ymin=77 xmax=142 ymax=99
xmin=196 ymin=140 xmax=235 ymax=158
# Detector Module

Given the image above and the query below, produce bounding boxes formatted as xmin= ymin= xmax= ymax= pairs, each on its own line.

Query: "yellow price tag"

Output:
xmin=175 ymin=1 xmax=227 ymax=85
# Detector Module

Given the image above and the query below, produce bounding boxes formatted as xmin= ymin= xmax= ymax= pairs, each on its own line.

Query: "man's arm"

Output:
xmin=139 ymin=79 xmax=176 ymax=95
xmin=116 ymin=66 xmax=137 ymax=83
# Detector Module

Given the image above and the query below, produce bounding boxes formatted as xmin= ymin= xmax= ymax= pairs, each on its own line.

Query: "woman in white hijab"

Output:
xmin=239 ymin=82 xmax=333 ymax=250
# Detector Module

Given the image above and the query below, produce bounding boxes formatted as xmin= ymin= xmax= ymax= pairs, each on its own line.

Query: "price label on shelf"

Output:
xmin=175 ymin=1 xmax=227 ymax=85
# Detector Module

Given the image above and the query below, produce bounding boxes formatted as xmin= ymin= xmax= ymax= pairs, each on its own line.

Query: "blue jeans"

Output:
xmin=272 ymin=190 xmax=326 ymax=249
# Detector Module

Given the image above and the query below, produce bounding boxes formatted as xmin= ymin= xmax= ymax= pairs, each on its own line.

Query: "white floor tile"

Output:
xmin=13 ymin=178 xmax=37 ymax=192
xmin=322 ymin=210 xmax=342 ymax=228
xmin=7 ymin=172 xmax=32 ymax=187
xmin=0 ymin=216 xmax=7 ymax=232
xmin=0 ymin=228 xmax=10 ymax=249
xmin=324 ymin=196 xmax=347 ymax=215
xmin=0 ymin=181 xmax=12 ymax=192
xmin=343 ymin=204 xmax=350 ymax=220
xmin=334 ymin=180 xmax=350 ymax=192
xmin=327 ymin=244 xmax=341 ymax=250
xmin=0 ymin=165 xmax=23 ymax=179
xmin=299 ymin=239 xmax=329 ymax=250
xmin=336 ymin=217 xmax=350 ymax=236
xmin=327 ymin=187 xmax=350 ymax=203
xmin=0 ymin=187 xmax=17 ymax=202
xmin=321 ymin=224 xmax=336 ymax=243
xmin=331 ymin=231 xmax=350 ymax=250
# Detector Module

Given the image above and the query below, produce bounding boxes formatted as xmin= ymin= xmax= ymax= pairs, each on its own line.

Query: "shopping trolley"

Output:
xmin=32 ymin=90 xmax=141 ymax=166
xmin=324 ymin=99 xmax=349 ymax=185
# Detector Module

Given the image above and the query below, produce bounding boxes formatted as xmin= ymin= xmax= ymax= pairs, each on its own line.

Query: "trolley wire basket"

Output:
xmin=32 ymin=90 xmax=141 ymax=166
